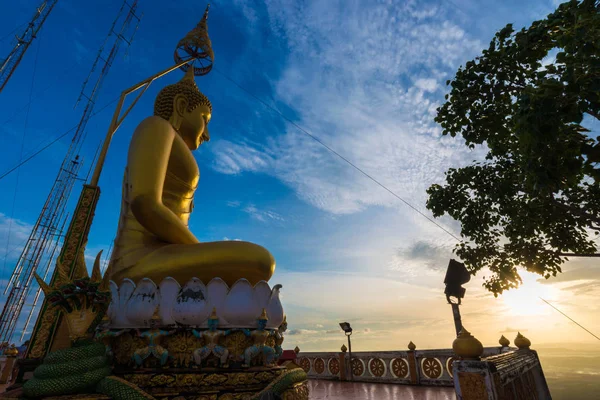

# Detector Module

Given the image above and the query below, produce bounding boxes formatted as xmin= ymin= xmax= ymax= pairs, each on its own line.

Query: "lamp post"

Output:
xmin=339 ymin=322 xmax=353 ymax=381
xmin=444 ymin=259 xmax=471 ymax=336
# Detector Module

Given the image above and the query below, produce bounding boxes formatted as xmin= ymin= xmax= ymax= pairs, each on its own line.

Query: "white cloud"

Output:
xmin=223 ymin=237 xmax=243 ymax=241
xmin=0 ymin=213 xmax=33 ymax=262
xmin=287 ymin=329 xmax=319 ymax=335
xmin=414 ymin=78 xmax=440 ymax=93
xmin=242 ymin=204 xmax=285 ymax=223
xmin=211 ymin=0 xmax=486 ymax=219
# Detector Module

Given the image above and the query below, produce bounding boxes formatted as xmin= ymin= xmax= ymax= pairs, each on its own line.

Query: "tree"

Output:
xmin=426 ymin=0 xmax=600 ymax=296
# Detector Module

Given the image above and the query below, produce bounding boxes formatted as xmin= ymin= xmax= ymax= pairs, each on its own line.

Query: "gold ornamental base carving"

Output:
xmin=281 ymin=381 xmax=309 ymax=400
xmin=457 ymin=372 xmax=487 ymax=400
xmin=111 ymin=331 xmax=275 ymax=369
xmin=117 ymin=368 xmax=300 ymax=399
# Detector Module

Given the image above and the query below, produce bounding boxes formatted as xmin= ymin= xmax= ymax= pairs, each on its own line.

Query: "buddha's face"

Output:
xmin=175 ymin=96 xmax=211 ymax=150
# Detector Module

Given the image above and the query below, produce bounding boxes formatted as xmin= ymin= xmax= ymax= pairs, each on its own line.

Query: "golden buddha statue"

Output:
xmin=109 ymin=68 xmax=275 ymax=286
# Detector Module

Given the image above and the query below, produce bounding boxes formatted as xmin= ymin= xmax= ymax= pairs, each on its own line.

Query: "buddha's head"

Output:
xmin=154 ymin=67 xmax=212 ymax=150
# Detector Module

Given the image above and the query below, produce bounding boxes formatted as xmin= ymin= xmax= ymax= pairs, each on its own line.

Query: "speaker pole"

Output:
xmin=450 ymin=302 xmax=463 ymax=337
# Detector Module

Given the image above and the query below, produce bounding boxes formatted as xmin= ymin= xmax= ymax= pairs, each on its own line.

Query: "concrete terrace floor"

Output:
xmin=1 ymin=381 xmax=457 ymax=399
xmin=308 ymin=380 xmax=456 ymax=399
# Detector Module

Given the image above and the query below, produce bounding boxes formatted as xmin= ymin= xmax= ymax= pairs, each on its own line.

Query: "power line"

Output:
xmin=0 ymin=95 xmax=120 ymax=182
xmin=213 ymin=67 xmax=462 ymax=242
xmin=1 ymin=33 xmax=42 ymax=286
xmin=1 ymin=63 xmax=80 ymax=129
xmin=0 ymin=23 xmax=27 ymax=43
xmin=539 ymin=297 xmax=600 ymax=341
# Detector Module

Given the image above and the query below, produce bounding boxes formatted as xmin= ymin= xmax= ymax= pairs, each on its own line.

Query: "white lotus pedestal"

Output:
xmin=101 ymin=277 xmax=308 ymax=400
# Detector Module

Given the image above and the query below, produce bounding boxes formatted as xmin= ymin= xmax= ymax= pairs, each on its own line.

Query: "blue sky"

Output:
xmin=1 ymin=0 xmax=599 ymax=352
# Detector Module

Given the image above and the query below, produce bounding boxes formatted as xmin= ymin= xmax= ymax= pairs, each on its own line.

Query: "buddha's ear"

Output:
xmin=173 ymin=94 xmax=189 ymax=118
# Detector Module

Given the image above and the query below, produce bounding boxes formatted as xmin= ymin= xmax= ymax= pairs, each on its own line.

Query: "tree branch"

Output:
xmin=551 ymin=199 xmax=600 ymax=226
xmin=585 ymin=110 xmax=600 ymax=120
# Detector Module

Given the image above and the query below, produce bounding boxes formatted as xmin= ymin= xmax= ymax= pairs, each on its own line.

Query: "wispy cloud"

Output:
xmin=243 ymin=204 xmax=285 ymax=223
xmin=287 ymin=329 xmax=319 ymax=335
xmin=210 ymin=0 xmax=488 ymax=223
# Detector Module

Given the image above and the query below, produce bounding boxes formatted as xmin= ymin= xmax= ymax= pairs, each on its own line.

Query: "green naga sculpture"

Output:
xmin=25 ymin=250 xmax=155 ymax=400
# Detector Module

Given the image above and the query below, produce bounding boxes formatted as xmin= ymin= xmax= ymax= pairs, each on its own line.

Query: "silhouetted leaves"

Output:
xmin=427 ymin=0 xmax=600 ymax=295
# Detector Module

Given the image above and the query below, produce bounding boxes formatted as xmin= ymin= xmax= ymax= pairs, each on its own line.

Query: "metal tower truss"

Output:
xmin=0 ymin=0 xmax=58 ymax=94
xmin=0 ymin=0 xmax=141 ymax=346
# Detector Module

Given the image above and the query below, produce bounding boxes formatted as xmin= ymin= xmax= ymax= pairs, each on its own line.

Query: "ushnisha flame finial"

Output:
xmin=209 ymin=307 xmax=219 ymax=320
xmin=174 ymin=3 xmax=214 ymax=76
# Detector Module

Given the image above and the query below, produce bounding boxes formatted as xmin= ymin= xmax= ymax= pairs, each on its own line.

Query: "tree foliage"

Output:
xmin=427 ymin=0 xmax=600 ymax=295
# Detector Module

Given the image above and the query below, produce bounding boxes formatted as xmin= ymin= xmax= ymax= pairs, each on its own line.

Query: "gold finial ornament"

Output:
xmin=499 ymin=335 xmax=510 ymax=347
xmin=174 ymin=4 xmax=214 ymax=76
xmin=294 ymin=346 xmax=300 ymax=354
xmin=209 ymin=307 xmax=219 ymax=320
xmin=259 ymin=308 xmax=269 ymax=321
xmin=408 ymin=341 xmax=416 ymax=351
xmin=341 ymin=344 xmax=348 ymax=353
xmin=453 ymin=328 xmax=484 ymax=359
xmin=5 ymin=344 xmax=19 ymax=357
xmin=514 ymin=332 xmax=531 ymax=350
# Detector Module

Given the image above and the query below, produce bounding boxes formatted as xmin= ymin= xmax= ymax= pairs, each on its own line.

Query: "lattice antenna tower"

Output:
xmin=0 ymin=0 xmax=141 ymax=346
xmin=0 ymin=0 xmax=58 ymax=94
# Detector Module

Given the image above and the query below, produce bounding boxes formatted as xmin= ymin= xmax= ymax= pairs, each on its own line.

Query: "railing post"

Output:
xmin=0 ymin=345 xmax=18 ymax=384
xmin=339 ymin=344 xmax=347 ymax=381
xmin=452 ymin=328 xmax=491 ymax=400
xmin=407 ymin=341 xmax=419 ymax=385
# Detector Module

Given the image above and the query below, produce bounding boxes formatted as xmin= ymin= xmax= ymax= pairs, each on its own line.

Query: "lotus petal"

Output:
xmin=222 ymin=279 xmax=259 ymax=326
xmin=158 ymin=277 xmax=180 ymax=325
xmin=107 ymin=281 xmax=119 ymax=323
xmin=118 ymin=279 xmax=136 ymax=307
xmin=266 ymin=284 xmax=284 ymax=329
xmin=126 ymin=278 xmax=159 ymax=327
xmin=254 ymin=281 xmax=271 ymax=310
xmin=111 ymin=279 xmax=136 ymax=327
xmin=172 ymin=278 xmax=209 ymax=325
xmin=206 ymin=278 xmax=229 ymax=326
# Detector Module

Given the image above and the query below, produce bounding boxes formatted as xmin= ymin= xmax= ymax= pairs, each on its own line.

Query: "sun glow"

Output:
xmin=500 ymin=271 xmax=559 ymax=317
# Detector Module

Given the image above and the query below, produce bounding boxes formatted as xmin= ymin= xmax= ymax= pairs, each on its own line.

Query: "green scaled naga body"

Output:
xmin=23 ymin=251 xmax=155 ymax=400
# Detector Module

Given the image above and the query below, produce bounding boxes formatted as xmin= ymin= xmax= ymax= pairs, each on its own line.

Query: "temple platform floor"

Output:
xmin=307 ymin=380 xmax=456 ymax=400
xmin=1 ymin=381 xmax=457 ymax=399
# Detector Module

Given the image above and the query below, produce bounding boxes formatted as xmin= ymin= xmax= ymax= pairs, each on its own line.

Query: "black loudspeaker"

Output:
xmin=444 ymin=259 xmax=470 ymax=299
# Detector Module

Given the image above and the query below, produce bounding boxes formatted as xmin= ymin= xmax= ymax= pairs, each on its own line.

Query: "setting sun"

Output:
xmin=500 ymin=271 xmax=560 ymax=317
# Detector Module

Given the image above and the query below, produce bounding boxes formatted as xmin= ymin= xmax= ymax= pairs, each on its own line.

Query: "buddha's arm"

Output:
xmin=128 ymin=117 xmax=199 ymax=245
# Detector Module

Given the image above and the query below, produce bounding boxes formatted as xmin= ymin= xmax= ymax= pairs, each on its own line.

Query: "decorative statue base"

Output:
xmin=96 ymin=277 xmax=307 ymax=399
